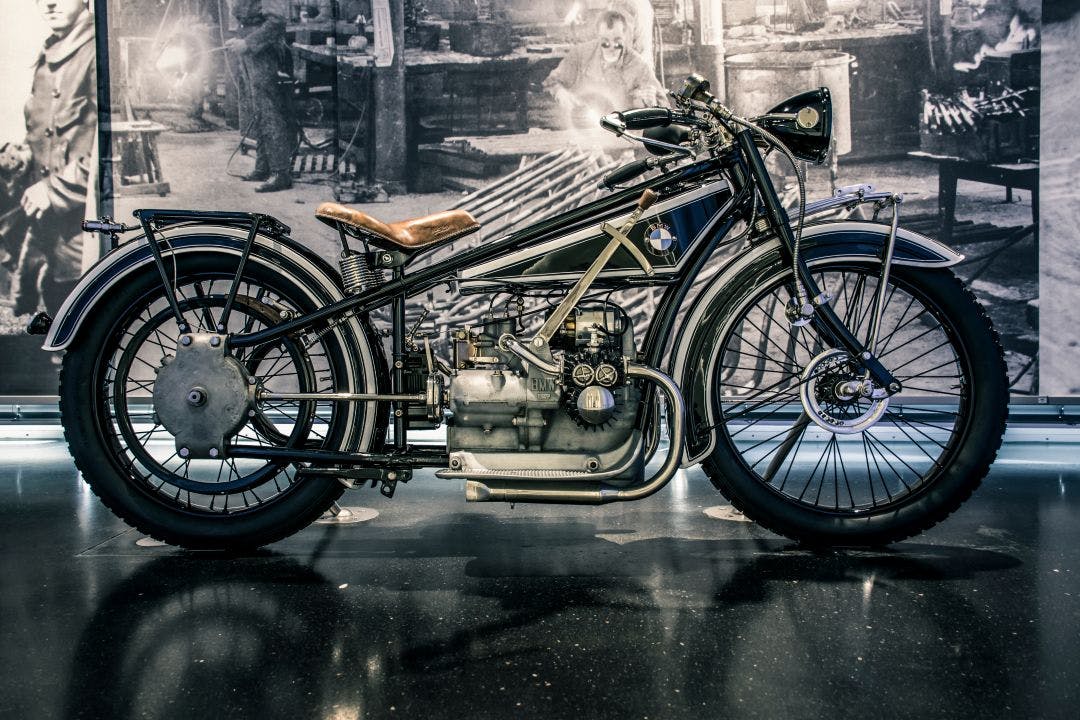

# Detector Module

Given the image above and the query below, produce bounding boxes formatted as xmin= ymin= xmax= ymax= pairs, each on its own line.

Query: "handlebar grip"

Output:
xmin=618 ymin=107 xmax=673 ymax=130
xmin=82 ymin=220 xmax=125 ymax=233
xmin=600 ymin=159 xmax=651 ymax=190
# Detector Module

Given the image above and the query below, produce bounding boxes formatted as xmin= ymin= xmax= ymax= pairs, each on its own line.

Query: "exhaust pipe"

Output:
xmin=464 ymin=363 xmax=684 ymax=505
xmin=464 ymin=479 xmax=620 ymax=504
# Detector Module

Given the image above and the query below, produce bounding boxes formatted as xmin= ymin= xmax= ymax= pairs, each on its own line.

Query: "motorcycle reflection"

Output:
xmin=60 ymin=532 xmax=1021 ymax=719
xmin=62 ymin=558 xmax=372 ymax=718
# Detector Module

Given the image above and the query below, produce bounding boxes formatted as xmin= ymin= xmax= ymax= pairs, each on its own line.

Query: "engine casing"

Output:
xmin=445 ymin=307 xmax=642 ymax=478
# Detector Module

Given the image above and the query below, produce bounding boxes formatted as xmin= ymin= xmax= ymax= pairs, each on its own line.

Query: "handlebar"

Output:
xmin=82 ymin=219 xmax=129 ymax=234
xmin=599 ymin=114 xmax=624 ymax=135
xmin=600 ymin=159 xmax=651 ymax=190
xmin=602 ymin=107 xmax=713 ymax=136
xmin=598 ymin=151 xmax=686 ymax=190
xmin=595 ymin=76 xmax=755 ymax=191
xmin=619 ymin=107 xmax=674 ymax=130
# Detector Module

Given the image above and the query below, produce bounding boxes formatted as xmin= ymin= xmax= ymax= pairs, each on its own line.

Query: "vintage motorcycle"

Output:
xmin=33 ymin=75 xmax=1007 ymax=550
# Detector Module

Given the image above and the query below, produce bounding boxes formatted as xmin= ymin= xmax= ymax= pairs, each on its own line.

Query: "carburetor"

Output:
xmin=450 ymin=317 xmax=516 ymax=370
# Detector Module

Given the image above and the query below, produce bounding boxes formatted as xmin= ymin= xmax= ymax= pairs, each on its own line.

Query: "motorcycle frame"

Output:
xmin=73 ymin=132 xmax=907 ymax=471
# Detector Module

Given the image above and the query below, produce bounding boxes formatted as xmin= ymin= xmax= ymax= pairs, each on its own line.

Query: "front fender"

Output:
xmin=43 ymin=224 xmax=346 ymax=351
xmin=670 ymin=220 xmax=963 ymax=466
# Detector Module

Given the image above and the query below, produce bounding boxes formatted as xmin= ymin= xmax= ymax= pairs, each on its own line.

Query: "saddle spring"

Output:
xmin=338 ymin=249 xmax=384 ymax=295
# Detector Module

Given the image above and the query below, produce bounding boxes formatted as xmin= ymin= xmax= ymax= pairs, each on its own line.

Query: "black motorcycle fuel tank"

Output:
xmin=460 ymin=177 xmax=735 ymax=286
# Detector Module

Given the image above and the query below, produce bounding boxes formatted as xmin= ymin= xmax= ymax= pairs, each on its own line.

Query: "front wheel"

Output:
xmin=702 ymin=260 xmax=1007 ymax=545
xmin=60 ymin=254 xmax=379 ymax=550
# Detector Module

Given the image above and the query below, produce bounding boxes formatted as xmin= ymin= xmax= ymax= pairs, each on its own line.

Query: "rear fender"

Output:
xmin=45 ymin=225 xmax=344 ymax=350
xmin=669 ymin=221 xmax=963 ymax=466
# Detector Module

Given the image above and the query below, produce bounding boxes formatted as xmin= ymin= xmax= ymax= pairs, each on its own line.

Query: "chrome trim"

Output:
xmin=43 ymin=236 xmax=156 ymax=350
xmin=442 ymin=432 xmax=645 ymax=483
xmin=259 ymin=391 xmax=424 ymax=403
xmin=804 ymin=189 xmax=894 ymax=216
xmin=44 ymin=226 xmax=247 ymax=350
xmin=799 ymin=222 xmax=963 ymax=267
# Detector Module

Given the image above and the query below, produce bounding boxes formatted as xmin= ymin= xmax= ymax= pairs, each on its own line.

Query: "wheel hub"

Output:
xmin=153 ymin=333 xmax=253 ymax=458
xmin=799 ymin=349 xmax=888 ymax=435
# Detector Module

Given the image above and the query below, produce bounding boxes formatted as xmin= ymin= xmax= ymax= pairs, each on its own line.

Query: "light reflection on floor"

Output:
xmin=0 ymin=433 xmax=1078 ymax=720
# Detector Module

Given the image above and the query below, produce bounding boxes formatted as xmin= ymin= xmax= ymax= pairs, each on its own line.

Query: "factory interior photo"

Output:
xmin=0 ymin=1 xmax=1077 ymax=718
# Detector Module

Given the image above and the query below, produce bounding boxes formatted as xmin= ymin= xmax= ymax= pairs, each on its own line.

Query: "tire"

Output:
xmin=60 ymin=253 xmax=377 ymax=550
xmin=702 ymin=259 xmax=1007 ymax=546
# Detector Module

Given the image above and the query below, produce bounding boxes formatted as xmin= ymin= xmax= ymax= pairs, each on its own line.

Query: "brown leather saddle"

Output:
xmin=315 ymin=202 xmax=480 ymax=254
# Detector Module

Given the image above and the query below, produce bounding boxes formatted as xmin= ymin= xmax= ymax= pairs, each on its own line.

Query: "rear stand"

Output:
xmin=314 ymin=503 xmax=379 ymax=525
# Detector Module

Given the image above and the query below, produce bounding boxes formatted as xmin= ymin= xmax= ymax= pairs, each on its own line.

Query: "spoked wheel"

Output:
xmin=703 ymin=260 xmax=1007 ymax=545
xmin=60 ymin=255 xmax=376 ymax=550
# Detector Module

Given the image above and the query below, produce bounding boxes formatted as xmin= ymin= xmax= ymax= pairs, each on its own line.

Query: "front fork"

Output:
xmin=733 ymin=130 xmax=902 ymax=395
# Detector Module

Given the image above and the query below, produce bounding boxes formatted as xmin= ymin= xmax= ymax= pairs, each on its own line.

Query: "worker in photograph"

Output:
xmin=8 ymin=0 xmax=96 ymax=317
xmin=225 ymin=0 xmax=297 ymax=193
xmin=607 ymin=0 xmax=654 ymax=71
xmin=565 ymin=0 xmax=655 ymax=71
xmin=544 ymin=10 xmax=666 ymax=128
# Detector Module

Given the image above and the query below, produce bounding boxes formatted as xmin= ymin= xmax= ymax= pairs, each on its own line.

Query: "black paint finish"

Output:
xmin=473 ymin=183 xmax=733 ymax=282
xmin=1 ymin=438 xmax=1077 ymax=719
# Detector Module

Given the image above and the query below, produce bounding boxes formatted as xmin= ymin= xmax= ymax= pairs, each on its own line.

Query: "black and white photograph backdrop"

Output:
xmin=0 ymin=0 xmax=100 ymax=393
xmin=0 ymin=0 xmax=1062 ymax=397
xmin=1038 ymin=0 xmax=1079 ymax=395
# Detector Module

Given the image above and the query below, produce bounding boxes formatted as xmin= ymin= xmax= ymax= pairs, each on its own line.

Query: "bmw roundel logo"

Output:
xmin=646 ymin=222 xmax=675 ymax=255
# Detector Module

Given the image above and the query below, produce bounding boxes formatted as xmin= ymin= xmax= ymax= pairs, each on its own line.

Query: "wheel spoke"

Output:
xmin=760 ymin=413 xmax=811 ymax=482
xmin=192 ymin=281 xmax=218 ymax=331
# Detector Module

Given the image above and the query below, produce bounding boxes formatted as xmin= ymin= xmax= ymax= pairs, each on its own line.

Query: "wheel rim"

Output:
xmin=715 ymin=264 xmax=972 ymax=514
xmin=94 ymin=274 xmax=348 ymax=515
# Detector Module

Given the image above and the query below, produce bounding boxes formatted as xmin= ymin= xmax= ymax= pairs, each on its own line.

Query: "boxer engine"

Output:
xmin=443 ymin=305 xmax=643 ymax=480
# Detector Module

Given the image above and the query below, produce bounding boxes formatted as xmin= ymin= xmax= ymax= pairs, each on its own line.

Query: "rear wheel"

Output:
xmin=702 ymin=260 xmax=1007 ymax=545
xmin=60 ymin=254 xmax=376 ymax=550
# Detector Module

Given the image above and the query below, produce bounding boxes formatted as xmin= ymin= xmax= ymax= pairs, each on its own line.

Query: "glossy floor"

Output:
xmin=1 ymin=436 xmax=1077 ymax=720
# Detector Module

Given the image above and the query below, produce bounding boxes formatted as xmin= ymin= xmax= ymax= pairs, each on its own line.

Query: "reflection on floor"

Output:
xmin=0 ymin=438 xmax=1077 ymax=719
